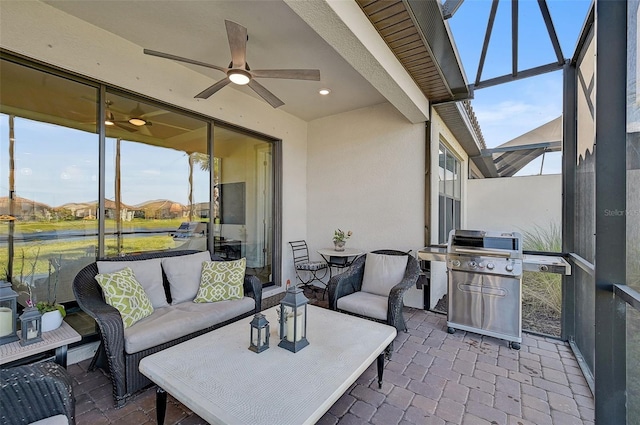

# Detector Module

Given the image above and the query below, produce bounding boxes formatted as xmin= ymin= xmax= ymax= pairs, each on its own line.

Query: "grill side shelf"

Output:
xmin=522 ymin=254 xmax=572 ymax=275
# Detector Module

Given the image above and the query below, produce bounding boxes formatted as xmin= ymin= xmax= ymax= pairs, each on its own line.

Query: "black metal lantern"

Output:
xmin=249 ymin=313 xmax=270 ymax=353
xmin=19 ymin=306 xmax=42 ymax=346
xmin=0 ymin=280 xmax=19 ymax=345
xmin=278 ymin=283 xmax=309 ymax=353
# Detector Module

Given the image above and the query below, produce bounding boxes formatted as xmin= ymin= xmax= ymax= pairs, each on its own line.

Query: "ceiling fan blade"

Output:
xmin=112 ymin=122 xmax=137 ymax=133
xmin=225 ymin=20 xmax=248 ymax=68
xmin=136 ymin=125 xmax=153 ymax=137
xmin=143 ymin=49 xmax=227 ymax=73
xmin=248 ymin=80 xmax=284 ymax=108
xmin=194 ymin=78 xmax=231 ymax=99
xmin=251 ymin=69 xmax=321 ymax=81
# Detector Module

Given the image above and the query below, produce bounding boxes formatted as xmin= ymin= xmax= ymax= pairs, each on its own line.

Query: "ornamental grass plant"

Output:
xmin=521 ymin=223 xmax=562 ymax=337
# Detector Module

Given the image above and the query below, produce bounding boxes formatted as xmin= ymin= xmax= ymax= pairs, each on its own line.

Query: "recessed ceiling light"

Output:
xmin=319 ymin=88 xmax=331 ymax=95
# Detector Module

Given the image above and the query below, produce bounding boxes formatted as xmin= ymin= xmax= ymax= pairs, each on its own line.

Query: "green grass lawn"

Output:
xmin=1 ymin=218 xmax=194 ymax=278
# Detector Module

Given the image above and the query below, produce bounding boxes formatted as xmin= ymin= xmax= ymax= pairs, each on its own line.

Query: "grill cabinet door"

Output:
xmin=448 ymin=270 xmax=483 ymax=329
xmin=481 ymin=274 xmax=521 ymax=337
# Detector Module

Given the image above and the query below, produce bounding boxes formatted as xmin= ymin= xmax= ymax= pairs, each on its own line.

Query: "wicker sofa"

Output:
xmin=73 ymin=250 xmax=262 ymax=408
xmin=0 ymin=362 xmax=75 ymax=424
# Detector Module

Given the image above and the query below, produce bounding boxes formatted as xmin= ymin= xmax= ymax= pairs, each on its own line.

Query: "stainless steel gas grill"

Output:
xmin=446 ymin=230 xmax=524 ymax=349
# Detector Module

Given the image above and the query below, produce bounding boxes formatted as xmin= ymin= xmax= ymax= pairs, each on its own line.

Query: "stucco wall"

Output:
xmin=306 ymin=102 xmax=425 ymax=254
xmin=0 ymin=1 xmax=307 ymax=288
xmin=466 ymin=174 xmax=563 ymax=235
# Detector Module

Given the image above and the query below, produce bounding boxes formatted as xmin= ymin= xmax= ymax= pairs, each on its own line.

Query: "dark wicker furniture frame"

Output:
xmin=73 ymin=250 xmax=262 ymax=408
xmin=328 ymin=249 xmax=420 ymax=334
xmin=1 ymin=362 xmax=75 ymax=424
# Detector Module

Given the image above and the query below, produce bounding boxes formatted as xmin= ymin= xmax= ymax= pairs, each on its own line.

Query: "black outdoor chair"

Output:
xmin=289 ymin=240 xmax=329 ymax=298
xmin=328 ymin=249 xmax=420 ymax=355
xmin=0 ymin=362 xmax=75 ymax=425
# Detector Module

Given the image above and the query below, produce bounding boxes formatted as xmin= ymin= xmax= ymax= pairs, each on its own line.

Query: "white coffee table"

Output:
xmin=139 ymin=305 xmax=396 ymax=425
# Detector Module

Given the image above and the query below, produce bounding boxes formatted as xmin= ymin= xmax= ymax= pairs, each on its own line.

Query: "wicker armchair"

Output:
xmin=328 ymin=250 xmax=420 ymax=334
xmin=1 ymin=362 xmax=75 ymax=425
xmin=73 ymin=250 xmax=262 ymax=408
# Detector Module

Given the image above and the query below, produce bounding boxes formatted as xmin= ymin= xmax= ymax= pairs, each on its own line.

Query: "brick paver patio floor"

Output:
xmin=69 ymin=307 xmax=594 ymax=425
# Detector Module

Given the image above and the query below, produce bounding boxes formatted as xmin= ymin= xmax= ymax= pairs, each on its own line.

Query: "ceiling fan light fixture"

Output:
xmin=228 ymin=69 xmax=251 ymax=85
xmin=128 ymin=117 xmax=147 ymax=126
xmin=105 ymin=111 xmax=115 ymax=126
xmin=319 ymin=88 xmax=331 ymax=96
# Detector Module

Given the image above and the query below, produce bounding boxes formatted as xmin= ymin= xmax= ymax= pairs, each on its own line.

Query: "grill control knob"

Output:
xmin=505 ymin=264 xmax=514 ymax=272
xmin=468 ymin=261 xmax=477 ymax=269
xmin=486 ymin=262 xmax=495 ymax=270
xmin=452 ymin=260 xmax=461 ymax=267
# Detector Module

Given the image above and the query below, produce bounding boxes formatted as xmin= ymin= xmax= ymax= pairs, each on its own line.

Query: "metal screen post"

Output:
xmin=594 ymin=0 xmax=627 ymax=422
xmin=561 ymin=62 xmax=577 ymax=340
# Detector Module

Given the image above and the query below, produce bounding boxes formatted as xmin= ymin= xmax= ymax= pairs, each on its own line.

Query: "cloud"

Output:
xmin=472 ymin=75 xmax=563 ymax=147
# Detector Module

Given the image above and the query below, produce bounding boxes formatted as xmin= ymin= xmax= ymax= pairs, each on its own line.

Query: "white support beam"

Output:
xmin=284 ymin=0 xmax=429 ymax=124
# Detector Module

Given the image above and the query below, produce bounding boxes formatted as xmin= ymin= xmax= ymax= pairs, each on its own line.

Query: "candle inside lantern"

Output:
xmin=27 ymin=326 xmax=38 ymax=339
xmin=0 ymin=307 xmax=13 ymax=337
xmin=286 ymin=310 xmax=303 ymax=342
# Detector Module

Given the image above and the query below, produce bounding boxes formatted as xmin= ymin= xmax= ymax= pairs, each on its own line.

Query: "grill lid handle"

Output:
xmin=453 ymin=247 xmax=513 ymax=258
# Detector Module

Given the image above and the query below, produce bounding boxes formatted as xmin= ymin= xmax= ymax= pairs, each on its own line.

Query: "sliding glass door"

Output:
xmin=213 ymin=125 xmax=273 ymax=284
xmin=1 ymin=54 xmax=280 ymax=339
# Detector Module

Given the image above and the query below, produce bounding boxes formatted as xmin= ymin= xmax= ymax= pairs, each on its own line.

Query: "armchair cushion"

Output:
xmin=30 ymin=415 xmax=69 ymax=425
xmin=336 ymin=291 xmax=387 ymax=321
xmin=161 ymin=250 xmax=212 ymax=304
xmin=97 ymin=258 xmax=167 ymax=308
xmin=295 ymin=261 xmax=327 ymax=271
xmin=361 ymin=253 xmax=408 ymax=297
xmin=95 ymin=267 xmax=154 ymax=329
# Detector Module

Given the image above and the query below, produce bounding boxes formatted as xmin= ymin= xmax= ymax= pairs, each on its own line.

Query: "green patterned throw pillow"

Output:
xmin=95 ymin=267 xmax=154 ymax=328
xmin=194 ymin=258 xmax=246 ymax=303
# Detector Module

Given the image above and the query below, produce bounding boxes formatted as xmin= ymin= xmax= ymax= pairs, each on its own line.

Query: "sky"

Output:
xmin=0 ymin=117 xmax=209 ymax=207
xmin=448 ymin=0 xmax=592 ymax=175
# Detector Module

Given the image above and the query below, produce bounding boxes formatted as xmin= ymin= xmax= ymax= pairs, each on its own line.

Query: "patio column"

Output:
xmin=594 ymin=0 xmax=627 ymax=423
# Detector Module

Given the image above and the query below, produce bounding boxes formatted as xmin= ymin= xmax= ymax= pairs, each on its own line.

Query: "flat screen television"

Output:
xmin=220 ymin=182 xmax=245 ymax=225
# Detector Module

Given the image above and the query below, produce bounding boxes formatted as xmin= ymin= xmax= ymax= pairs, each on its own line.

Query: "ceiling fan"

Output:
xmin=143 ymin=20 xmax=321 ymax=108
xmin=105 ymin=102 xmax=154 ymax=128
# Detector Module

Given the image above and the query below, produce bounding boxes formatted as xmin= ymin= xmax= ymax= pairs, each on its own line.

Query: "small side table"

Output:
xmin=0 ymin=321 xmax=81 ymax=368
xmin=317 ymin=248 xmax=364 ymax=277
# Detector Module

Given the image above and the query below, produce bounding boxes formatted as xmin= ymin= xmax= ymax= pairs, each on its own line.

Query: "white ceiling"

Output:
xmin=43 ymin=0 xmax=388 ymax=122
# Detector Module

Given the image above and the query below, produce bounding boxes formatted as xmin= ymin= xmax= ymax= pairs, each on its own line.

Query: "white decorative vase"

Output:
xmin=41 ymin=310 xmax=63 ymax=332
xmin=333 ymin=241 xmax=346 ymax=251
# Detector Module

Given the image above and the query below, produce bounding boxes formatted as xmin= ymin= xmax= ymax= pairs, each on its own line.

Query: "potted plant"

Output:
xmin=332 ymin=229 xmax=352 ymax=252
xmin=18 ymin=249 xmax=66 ymax=332
xmin=37 ymin=301 xmax=65 ymax=332
xmin=37 ymin=255 xmax=66 ymax=332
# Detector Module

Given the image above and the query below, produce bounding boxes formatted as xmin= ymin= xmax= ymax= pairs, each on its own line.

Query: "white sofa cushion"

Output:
xmin=161 ymin=251 xmax=211 ymax=304
xmin=336 ymin=291 xmax=387 ymax=321
xmin=361 ymin=253 xmax=408 ymax=297
xmin=97 ymin=258 xmax=167 ymax=308
xmin=123 ymin=296 xmax=255 ymax=354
